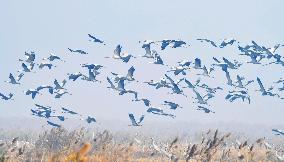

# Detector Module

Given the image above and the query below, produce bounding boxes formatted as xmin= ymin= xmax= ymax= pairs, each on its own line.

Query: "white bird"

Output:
xmin=5 ymin=73 xmax=24 ymax=85
xmin=128 ymin=114 xmax=144 ymax=126
xmin=0 ymin=92 xmax=13 ymax=100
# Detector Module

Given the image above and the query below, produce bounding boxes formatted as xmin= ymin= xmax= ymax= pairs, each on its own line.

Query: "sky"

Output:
xmin=1 ymin=0 xmax=284 ymax=128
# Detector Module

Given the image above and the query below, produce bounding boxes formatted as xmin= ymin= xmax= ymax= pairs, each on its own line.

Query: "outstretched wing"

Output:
xmin=256 ymin=77 xmax=265 ymax=92
xmin=128 ymin=114 xmax=138 ymax=126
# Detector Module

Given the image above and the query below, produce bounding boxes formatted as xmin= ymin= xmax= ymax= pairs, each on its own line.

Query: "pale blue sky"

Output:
xmin=1 ymin=0 xmax=284 ymax=127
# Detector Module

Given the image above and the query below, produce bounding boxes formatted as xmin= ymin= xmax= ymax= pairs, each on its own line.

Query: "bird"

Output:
xmin=196 ymin=38 xmax=218 ymax=47
xmin=272 ymin=129 xmax=284 ymax=136
xmin=162 ymin=101 xmax=182 ymax=110
xmin=68 ymin=48 xmax=88 ymax=54
xmin=167 ymin=65 xmax=190 ymax=75
xmin=197 ymin=66 xmax=214 ymax=77
xmin=151 ymin=51 xmax=164 ymax=65
xmin=256 ymin=77 xmax=279 ymax=97
xmin=81 ymin=69 xmax=101 ymax=83
xmin=140 ymin=40 xmax=156 ymax=58
xmin=5 ymin=73 xmax=24 ymax=85
xmin=146 ymin=107 xmax=175 ymax=118
xmin=171 ymin=39 xmax=188 ymax=48
xmin=61 ymin=107 xmax=79 ymax=115
xmin=54 ymin=79 xmax=67 ymax=90
xmin=196 ymin=105 xmax=215 ymax=113
xmin=19 ymin=51 xmax=36 ymax=63
xmin=106 ymin=45 xmax=135 ymax=63
xmin=178 ymin=59 xmax=191 ymax=67
xmin=160 ymin=39 xmax=172 ymax=50
xmin=193 ymin=58 xmax=202 ymax=69
xmin=235 ymin=75 xmax=254 ymax=89
xmin=111 ymin=66 xmax=136 ymax=82
xmin=54 ymin=89 xmax=71 ymax=99
xmin=107 ymin=77 xmax=139 ymax=101
xmin=192 ymin=89 xmax=209 ymax=105
xmin=43 ymin=53 xmax=65 ymax=62
xmin=24 ymin=89 xmax=41 ymax=99
xmin=219 ymin=38 xmax=236 ymax=48
xmin=164 ymin=74 xmax=186 ymax=96
xmin=0 ymin=92 xmax=13 ymax=100
xmin=88 ymin=34 xmax=106 ymax=45
xmin=18 ymin=63 xmax=35 ymax=73
xmin=47 ymin=121 xmax=61 ymax=127
xmin=86 ymin=116 xmax=96 ymax=123
xmin=36 ymin=85 xmax=54 ymax=94
xmin=222 ymin=57 xmax=242 ymax=69
xmin=80 ymin=63 xmax=104 ymax=71
xmin=38 ymin=62 xmax=56 ymax=69
xmin=184 ymin=79 xmax=195 ymax=89
xmin=128 ymin=114 xmax=144 ymax=126
xmin=225 ymin=71 xmax=234 ymax=86
xmin=225 ymin=90 xmax=251 ymax=104
xmin=144 ymin=78 xmax=171 ymax=89
xmin=67 ymin=72 xmax=83 ymax=81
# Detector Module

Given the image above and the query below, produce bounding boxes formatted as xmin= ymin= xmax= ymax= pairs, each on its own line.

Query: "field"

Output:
xmin=1 ymin=128 xmax=284 ymax=162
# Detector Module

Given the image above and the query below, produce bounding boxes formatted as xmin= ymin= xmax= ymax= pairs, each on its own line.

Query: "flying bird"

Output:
xmin=38 ymin=62 xmax=56 ymax=69
xmin=19 ymin=51 xmax=36 ymax=63
xmin=0 ymin=92 xmax=13 ymax=100
xmin=88 ymin=34 xmax=106 ymax=45
xmin=162 ymin=101 xmax=182 ymax=110
xmin=68 ymin=48 xmax=88 ymax=55
xmin=24 ymin=89 xmax=41 ymax=99
xmin=196 ymin=105 xmax=215 ymax=113
xmin=128 ymin=114 xmax=144 ymax=126
xmin=43 ymin=54 xmax=65 ymax=62
xmin=272 ymin=129 xmax=284 ymax=136
xmin=5 ymin=73 xmax=24 ymax=85
xmin=197 ymin=38 xmax=218 ymax=47
xmin=86 ymin=116 xmax=96 ymax=123
xmin=47 ymin=121 xmax=61 ymax=127
xmin=219 ymin=38 xmax=236 ymax=48
xmin=67 ymin=72 xmax=83 ymax=81
xmin=18 ymin=63 xmax=35 ymax=73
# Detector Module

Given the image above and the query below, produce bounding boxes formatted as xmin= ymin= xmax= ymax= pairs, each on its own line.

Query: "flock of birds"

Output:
xmin=1 ymin=34 xmax=284 ymax=135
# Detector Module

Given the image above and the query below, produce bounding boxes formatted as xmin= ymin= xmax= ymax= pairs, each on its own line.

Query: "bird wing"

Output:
xmin=213 ymin=57 xmax=221 ymax=63
xmin=107 ymin=77 xmax=116 ymax=89
xmin=138 ymin=115 xmax=145 ymax=124
xmin=127 ymin=66 xmax=135 ymax=78
xmin=22 ymin=63 xmax=29 ymax=71
xmin=256 ymin=77 xmax=266 ymax=92
xmin=117 ymin=79 xmax=125 ymax=91
xmin=164 ymin=74 xmax=175 ymax=85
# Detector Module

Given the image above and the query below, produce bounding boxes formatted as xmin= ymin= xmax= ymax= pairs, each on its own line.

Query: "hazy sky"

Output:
xmin=1 ymin=0 xmax=284 ymax=127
